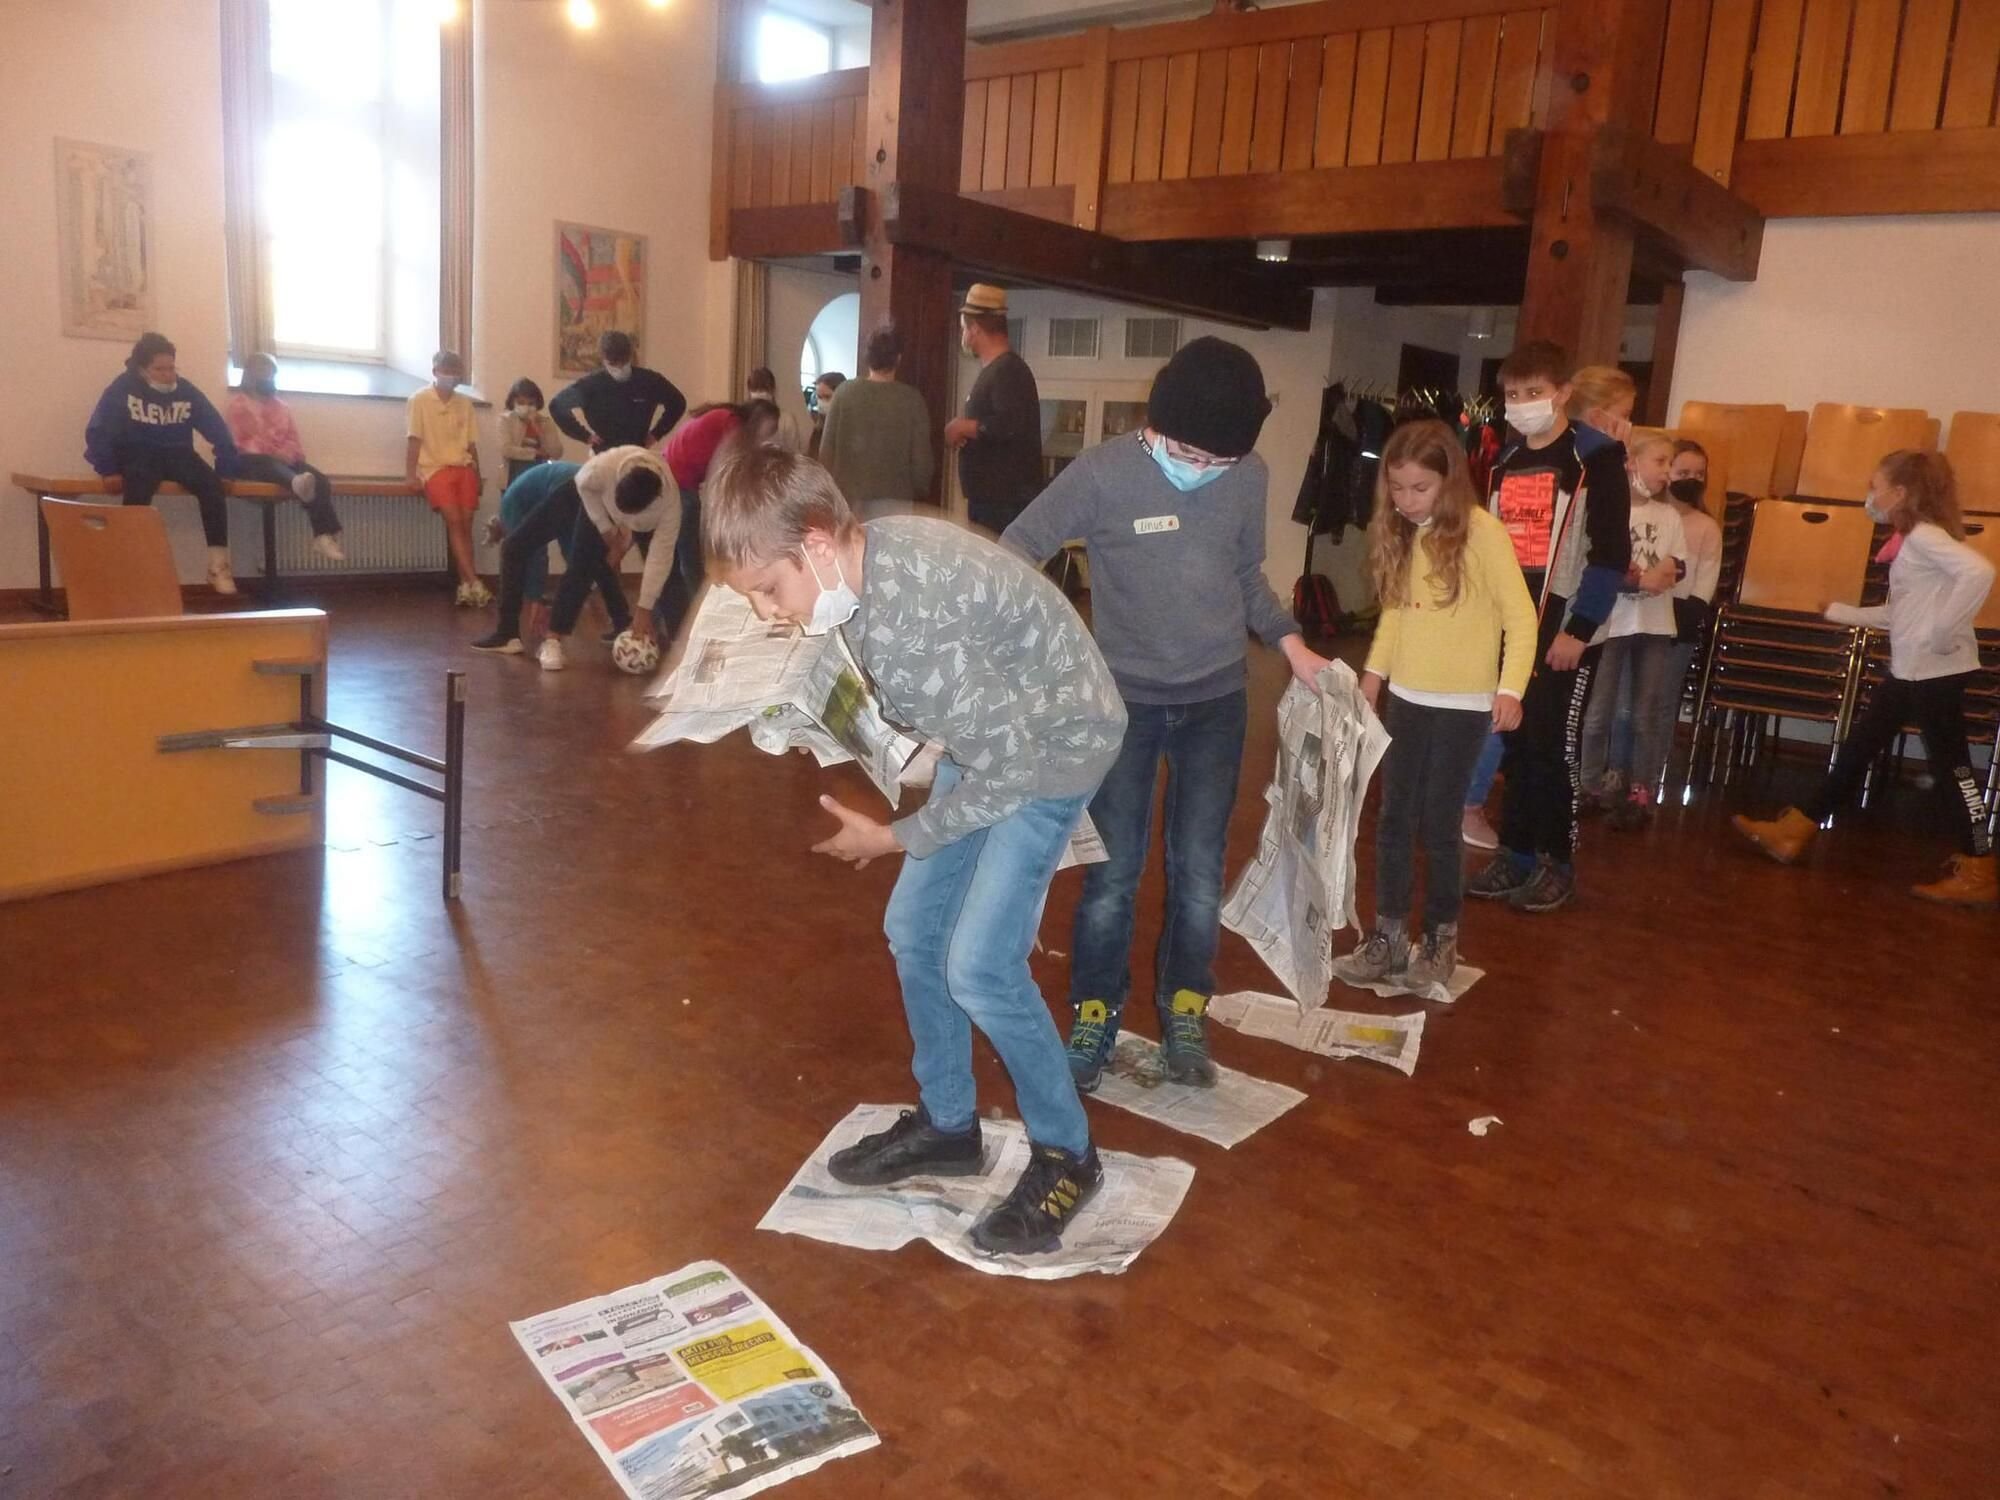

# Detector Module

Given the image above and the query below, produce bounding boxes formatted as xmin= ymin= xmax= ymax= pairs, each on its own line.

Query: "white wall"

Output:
xmin=803 ymin=293 xmax=862 ymax=388
xmin=1669 ymin=215 xmax=2000 ymax=424
xmin=765 ymin=263 xmax=857 ymax=441
xmin=0 ymin=0 xmax=731 ymax=588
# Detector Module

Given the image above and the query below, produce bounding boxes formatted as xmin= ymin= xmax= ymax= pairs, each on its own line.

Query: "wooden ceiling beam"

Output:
xmin=1097 ymin=158 xmax=1515 ymax=242
xmin=1589 ymin=124 xmax=1762 ymax=280
xmin=1730 ymin=127 xmax=2000 ymax=217
xmin=853 ymin=181 xmax=1314 ymax=331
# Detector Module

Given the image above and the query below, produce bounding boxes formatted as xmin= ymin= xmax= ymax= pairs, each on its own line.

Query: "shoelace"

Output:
xmin=1356 ymin=932 xmax=1396 ymax=966
xmin=1009 ymin=1152 xmax=1084 ymax=1221
xmin=1067 ymin=1013 xmax=1107 ymax=1060
xmin=1164 ymin=1008 xmax=1207 ymax=1055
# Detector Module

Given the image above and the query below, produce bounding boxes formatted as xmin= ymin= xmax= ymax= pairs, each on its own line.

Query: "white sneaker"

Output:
xmin=538 ymin=637 xmax=567 ymax=672
xmin=311 ymin=533 xmax=346 ymax=563
xmin=290 ymin=472 xmax=316 ymax=502
xmin=207 ymin=550 xmax=238 ymax=597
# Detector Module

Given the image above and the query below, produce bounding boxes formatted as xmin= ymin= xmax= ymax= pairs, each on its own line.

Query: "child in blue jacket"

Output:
xmin=84 ymin=332 xmax=241 ymax=595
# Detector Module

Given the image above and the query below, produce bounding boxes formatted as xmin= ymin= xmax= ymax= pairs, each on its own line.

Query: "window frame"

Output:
xmin=1046 ymin=316 xmax=1101 ymax=360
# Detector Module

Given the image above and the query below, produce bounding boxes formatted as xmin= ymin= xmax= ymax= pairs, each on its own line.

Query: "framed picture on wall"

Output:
xmin=555 ymin=222 xmax=647 ymax=376
xmin=54 ymin=138 xmax=154 ymax=342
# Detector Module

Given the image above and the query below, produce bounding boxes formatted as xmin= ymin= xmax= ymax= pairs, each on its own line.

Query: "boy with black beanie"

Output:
xmin=1465 ymin=339 xmax=1632 ymax=913
xmin=1004 ymin=336 xmax=1330 ymax=1091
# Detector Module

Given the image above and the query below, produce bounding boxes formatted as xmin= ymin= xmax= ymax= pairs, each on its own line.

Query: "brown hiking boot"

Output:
xmin=1910 ymin=853 xmax=1999 ymax=909
xmin=1731 ymin=807 xmax=1816 ymax=865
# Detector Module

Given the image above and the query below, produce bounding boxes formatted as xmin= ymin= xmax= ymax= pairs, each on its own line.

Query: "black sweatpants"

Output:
xmin=1497 ymin=603 xmax=1602 ymax=865
xmin=1377 ymin=695 xmax=1493 ymax=928
xmin=1805 ymin=671 xmax=1990 ymax=857
xmin=120 ymin=447 xmax=227 ymax=546
xmin=233 ymin=452 xmax=342 ymax=537
xmin=497 ymin=482 xmax=630 ymax=640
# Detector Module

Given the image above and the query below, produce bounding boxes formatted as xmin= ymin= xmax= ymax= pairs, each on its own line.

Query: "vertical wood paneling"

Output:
xmin=1316 ymin=33 xmax=1358 ymax=166
xmin=1190 ymin=49 xmax=1229 ymax=175
xmin=770 ymin=106 xmax=795 ymax=206
xmin=749 ymin=106 xmax=775 ymax=207
xmin=1743 ymin=0 xmax=1805 ymax=139
xmin=1529 ymin=9 xmax=1555 ymax=124
xmin=1056 ymin=67 xmax=1084 ymax=184
xmin=1105 ymin=58 xmax=1141 ymax=183
xmin=1134 ymin=55 xmax=1170 ymax=181
xmin=1790 ymin=0 xmax=1854 ymax=137
xmin=1250 ymin=41 xmax=1291 ymax=172
xmin=961 ymin=80 xmax=988 ymax=191
xmin=1452 ymin=14 xmax=1502 ymax=155
xmin=1654 ymin=0 xmax=1714 ymax=143
xmin=1941 ymin=0 xmax=2000 ymax=128
xmin=1890 ymin=0 xmax=1956 ymax=130
xmin=1030 ymin=70 xmax=1061 ymax=186
xmin=1489 ymin=10 xmax=1542 ymax=142
xmin=730 ymin=109 xmax=755 ymax=207
xmin=1282 ymin=37 xmax=1324 ymax=169
xmin=1415 ymin=19 xmax=1464 ymax=161
xmin=789 ymin=105 xmax=814 ymax=204
xmin=809 ymin=101 xmax=836 ymax=201
xmin=1162 ymin=52 xmax=1200 ymax=177
xmin=1380 ymin=24 xmax=1426 ymax=163
xmin=1692 ymin=0 xmax=1757 ymax=177
xmin=1007 ymin=74 xmax=1037 ymax=188
xmin=1218 ymin=45 xmax=1261 ymax=174
xmin=850 ymin=94 xmax=866 ymax=186
xmin=1348 ymin=28 xmax=1393 ymax=164
xmin=983 ymin=77 xmax=1012 ymax=189
xmin=1839 ymin=0 xmax=1901 ymax=133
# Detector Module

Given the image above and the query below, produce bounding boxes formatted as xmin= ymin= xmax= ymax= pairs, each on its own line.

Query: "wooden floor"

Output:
xmin=2 ymin=584 xmax=1995 ymax=1499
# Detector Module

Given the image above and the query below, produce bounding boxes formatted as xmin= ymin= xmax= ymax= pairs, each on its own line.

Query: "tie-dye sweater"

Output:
xmin=841 ymin=516 xmax=1127 ymax=859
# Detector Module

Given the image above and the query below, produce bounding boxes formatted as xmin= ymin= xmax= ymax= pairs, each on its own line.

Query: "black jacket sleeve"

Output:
xmin=1564 ymin=439 xmax=1635 ymax=641
xmin=549 ymin=376 xmax=594 ymax=445
xmin=642 ymin=371 xmax=687 ymax=443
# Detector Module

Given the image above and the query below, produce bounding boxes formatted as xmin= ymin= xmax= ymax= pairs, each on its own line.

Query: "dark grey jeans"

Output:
xmin=1377 ymin=695 xmax=1493 ymax=930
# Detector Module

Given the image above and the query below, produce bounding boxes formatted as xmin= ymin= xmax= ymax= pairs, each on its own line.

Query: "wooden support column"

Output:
xmin=1516 ymin=0 xmax=1668 ymax=367
xmin=857 ymin=0 xmax=967 ymax=505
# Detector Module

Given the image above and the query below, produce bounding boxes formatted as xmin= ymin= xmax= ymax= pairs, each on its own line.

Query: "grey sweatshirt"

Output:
xmin=840 ymin=516 xmax=1127 ymax=860
xmin=1002 ymin=433 xmax=1299 ymax=704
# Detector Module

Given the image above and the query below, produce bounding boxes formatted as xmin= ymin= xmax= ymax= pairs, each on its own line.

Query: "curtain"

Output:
xmin=440 ymin=13 xmax=475 ymax=374
xmin=219 ymin=0 xmax=272 ymax=365
xmin=731 ymin=259 xmax=769 ymax=399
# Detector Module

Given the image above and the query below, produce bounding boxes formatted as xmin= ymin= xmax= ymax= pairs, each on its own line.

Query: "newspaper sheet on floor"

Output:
xmin=759 ymin=1104 xmax=1195 ymax=1280
xmin=1087 ymin=1033 xmax=1306 ymax=1148
xmin=509 ymin=1260 xmax=878 ymax=1500
xmin=1221 ymin=662 xmax=1392 ymax=1010
xmin=1209 ymin=991 xmax=1426 ymax=1077
xmin=1331 ymin=962 xmax=1486 ymax=1006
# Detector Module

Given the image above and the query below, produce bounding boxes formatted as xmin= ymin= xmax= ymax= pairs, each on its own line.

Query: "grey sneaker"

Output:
xmin=1160 ymin=989 xmax=1217 ymax=1088
xmin=1065 ymin=999 xmax=1121 ymax=1093
xmin=1508 ymin=860 xmax=1575 ymax=913
xmin=1467 ymin=852 xmax=1535 ymax=901
xmin=1336 ymin=918 xmax=1410 ymax=984
xmin=1404 ymin=923 xmax=1458 ymax=993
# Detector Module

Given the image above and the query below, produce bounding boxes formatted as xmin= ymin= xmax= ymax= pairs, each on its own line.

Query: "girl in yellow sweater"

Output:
xmin=1342 ymin=420 xmax=1538 ymax=991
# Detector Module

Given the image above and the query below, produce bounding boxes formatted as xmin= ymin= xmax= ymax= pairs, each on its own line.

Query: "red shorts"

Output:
xmin=424 ymin=466 xmax=480 ymax=514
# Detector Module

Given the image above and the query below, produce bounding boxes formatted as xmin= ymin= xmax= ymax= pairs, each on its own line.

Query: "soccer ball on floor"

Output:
xmin=610 ymin=630 xmax=661 ymax=676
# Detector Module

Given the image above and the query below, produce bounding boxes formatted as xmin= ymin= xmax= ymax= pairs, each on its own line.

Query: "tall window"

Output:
xmin=756 ymin=10 xmax=833 ymax=83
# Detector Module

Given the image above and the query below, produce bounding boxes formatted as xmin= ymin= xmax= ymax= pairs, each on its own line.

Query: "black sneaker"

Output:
xmin=826 ymin=1107 xmax=984 ymax=1187
xmin=1508 ymin=860 xmax=1575 ymax=913
xmin=469 ymin=632 xmax=524 ymax=655
xmin=1065 ymin=999 xmax=1120 ymax=1093
xmin=1466 ymin=852 xmax=1534 ymax=901
xmin=969 ymin=1143 xmax=1103 ymax=1256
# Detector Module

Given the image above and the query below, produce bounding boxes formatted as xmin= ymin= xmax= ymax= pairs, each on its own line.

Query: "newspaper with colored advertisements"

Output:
xmin=1209 ymin=991 xmax=1426 ymax=1077
xmin=759 ymin=1104 xmax=1195 ymax=1281
xmin=1221 ymin=662 xmax=1392 ymax=1009
xmin=510 ymin=1261 xmax=877 ymax=1500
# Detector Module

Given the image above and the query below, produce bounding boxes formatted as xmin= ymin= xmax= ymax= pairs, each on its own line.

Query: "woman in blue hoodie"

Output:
xmin=84 ymin=332 xmax=241 ymax=595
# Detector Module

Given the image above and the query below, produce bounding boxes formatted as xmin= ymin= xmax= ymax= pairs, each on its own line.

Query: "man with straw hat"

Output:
xmin=944 ymin=283 xmax=1043 ymax=534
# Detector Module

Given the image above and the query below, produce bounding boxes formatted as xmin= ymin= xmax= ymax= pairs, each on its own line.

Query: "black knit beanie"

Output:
xmin=1146 ymin=336 xmax=1270 ymax=458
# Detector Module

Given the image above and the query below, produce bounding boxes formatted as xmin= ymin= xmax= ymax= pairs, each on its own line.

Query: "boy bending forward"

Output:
xmin=705 ymin=446 xmax=1128 ymax=1256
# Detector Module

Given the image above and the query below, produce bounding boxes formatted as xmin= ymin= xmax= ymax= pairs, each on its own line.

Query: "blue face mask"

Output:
xmin=1147 ymin=435 xmax=1228 ymax=492
xmin=1863 ymin=495 xmax=1890 ymax=524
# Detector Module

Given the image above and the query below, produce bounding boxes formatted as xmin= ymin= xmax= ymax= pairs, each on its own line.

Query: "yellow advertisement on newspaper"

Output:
xmin=673 ymin=1319 xmax=818 ymax=1402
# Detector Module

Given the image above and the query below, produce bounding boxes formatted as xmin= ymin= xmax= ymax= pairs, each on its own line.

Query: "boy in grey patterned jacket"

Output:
xmin=704 ymin=445 xmax=1128 ymax=1257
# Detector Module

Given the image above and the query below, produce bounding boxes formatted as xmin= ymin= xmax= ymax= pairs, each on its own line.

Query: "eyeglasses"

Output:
xmin=1145 ymin=431 xmax=1238 ymax=470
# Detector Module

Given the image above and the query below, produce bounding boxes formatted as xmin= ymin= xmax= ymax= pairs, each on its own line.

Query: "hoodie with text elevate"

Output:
xmin=85 ymin=369 xmax=238 ymax=477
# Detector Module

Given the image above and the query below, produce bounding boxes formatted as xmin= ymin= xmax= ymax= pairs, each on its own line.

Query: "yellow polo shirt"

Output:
xmin=406 ymin=386 xmax=476 ymax=480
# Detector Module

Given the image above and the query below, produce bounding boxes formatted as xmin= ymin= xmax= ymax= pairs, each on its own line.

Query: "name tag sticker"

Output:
xmin=1134 ymin=515 xmax=1181 ymax=534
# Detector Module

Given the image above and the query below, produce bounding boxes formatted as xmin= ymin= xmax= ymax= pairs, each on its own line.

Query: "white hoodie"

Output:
xmin=576 ymin=445 xmax=678 ymax=611
xmin=1824 ymin=522 xmax=1993 ymax=681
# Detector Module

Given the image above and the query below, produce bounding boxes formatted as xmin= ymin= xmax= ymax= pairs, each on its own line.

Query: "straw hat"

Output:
xmin=958 ymin=283 xmax=1009 ymax=316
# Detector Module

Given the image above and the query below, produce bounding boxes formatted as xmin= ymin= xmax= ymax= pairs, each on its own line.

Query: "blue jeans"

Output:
xmin=883 ymin=762 xmax=1093 ymax=1154
xmin=1069 ymin=688 xmax=1248 ymax=1018
xmin=1464 ymin=730 xmax=1505 ymax=809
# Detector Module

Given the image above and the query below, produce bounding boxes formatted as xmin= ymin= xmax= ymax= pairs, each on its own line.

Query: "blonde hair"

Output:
xmin=1567 ymin=365 xmax=1636 ymax=423
xmin=1625 ymin=427 xmax=1674 ymax=463
xmin=1877 ymin=449 xmax=1963 ymax=538
xmin=703 ymin=444 xmax=860 ymax=568
xmin=1368 ymin=420 xmax=1479 ymax=610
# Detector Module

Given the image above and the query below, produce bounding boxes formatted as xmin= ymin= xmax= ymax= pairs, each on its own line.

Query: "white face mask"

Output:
xmin=605 ymin=363 xmax=633 ymax=382
xmin=1864 ymin=494 xmax=1891 ymax=523
xmin=434 ymin=377 xmax=459 ymax=396
xmin=799 ymin=547 xmax=859 ymax=637
xmin=1505 ymin=398 xmax=1557 ymax=438
xmin=145 ymin=378 xmax=177 ymax=395
xmin=513 ymin=403 xmax=537 ymax=419
xmin=1630 ymin=471 xmax=1654 ymax=499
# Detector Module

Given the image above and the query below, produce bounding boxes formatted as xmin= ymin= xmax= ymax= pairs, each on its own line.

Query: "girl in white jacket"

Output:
xmin=1734 ymin=450 xmax=1996 ymax=905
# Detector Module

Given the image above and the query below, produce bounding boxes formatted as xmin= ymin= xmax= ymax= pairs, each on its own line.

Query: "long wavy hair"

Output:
xmin=1877 ymin=449 xmax=1963 ymax=538
xmin=1369 ymin=419 xmax=1478 ymax=610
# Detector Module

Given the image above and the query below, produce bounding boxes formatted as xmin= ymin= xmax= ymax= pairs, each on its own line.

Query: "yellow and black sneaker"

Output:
xmin=1065 ymin=999 xmax=1121 ymax=1093
xmin=970 ymin=1143 xmax=1104 ymax=1256
xmin=1161 ymin=989 xmax=1218 ymax=1088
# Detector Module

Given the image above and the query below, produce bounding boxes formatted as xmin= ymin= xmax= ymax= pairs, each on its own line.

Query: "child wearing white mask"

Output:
xmin=1464 ymin=340 xmax=1633 ymax=914
xmin=498 ymin=378 xmax=565 ymax=486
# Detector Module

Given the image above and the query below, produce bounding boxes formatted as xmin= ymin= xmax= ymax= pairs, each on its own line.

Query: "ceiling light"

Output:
xmin=566 ymin=0 xmax=599 ymax=29
xmin=1255 ymin=239 xmax=1292 ymax=263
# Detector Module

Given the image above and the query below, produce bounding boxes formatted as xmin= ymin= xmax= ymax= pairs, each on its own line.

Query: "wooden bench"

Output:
xmin=12 ymin=471 xmax=427 ymax=615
